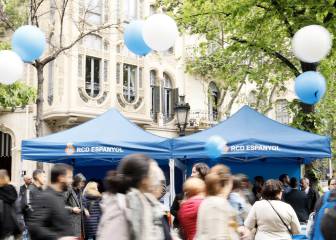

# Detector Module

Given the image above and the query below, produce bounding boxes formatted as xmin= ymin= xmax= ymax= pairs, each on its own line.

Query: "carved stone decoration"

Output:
xmin=78 ymin=88 xmax=89 ymax=103
xmin=117 ymin=93 xmax=126 ymax=108
xmin=97 ymin=91 xmax=108 ymax=104
xmin=134 ymin=97 xmax=143 ymax=109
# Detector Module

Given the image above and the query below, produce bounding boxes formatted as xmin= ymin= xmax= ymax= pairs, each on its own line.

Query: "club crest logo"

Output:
xmin=222 ymin=139 xmax=230 ymax=153
xmin=65 ymin=143 xmax=75 ymax=156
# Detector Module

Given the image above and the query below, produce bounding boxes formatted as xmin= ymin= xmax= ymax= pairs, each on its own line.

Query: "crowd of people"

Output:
xmin=0 ymin=154 xmax=336 ymax=240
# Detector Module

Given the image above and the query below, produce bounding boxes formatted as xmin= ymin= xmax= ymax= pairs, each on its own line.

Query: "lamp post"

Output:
xmin=175 ymin=95 xmax=190 ymax=136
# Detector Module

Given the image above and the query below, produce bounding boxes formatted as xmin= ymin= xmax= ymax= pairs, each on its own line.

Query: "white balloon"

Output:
xmin=143 ymin=14 xmax=178 ymax=51
xmin=0 ymin=50 xmax=24 ymax=84
xmin=292 ymin=25 xmax=332 ymax=63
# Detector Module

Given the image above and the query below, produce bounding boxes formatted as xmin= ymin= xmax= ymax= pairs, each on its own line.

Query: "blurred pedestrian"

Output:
xmin=244 ymin=179 xmax=300 ymax=240
xmin=19 ymin=175 xmax=32 ymax=197
xmin=28 ymin=164 xmax=76 ymax=240
xmin=229 ymin=175 xmax=251 ymax=226
xmin=97 ymin=154 xmax=166 ymax=240
xmin=279 ymin=174 xmax=291 ymax=194
xmin=0 ymin=169 xmax=22 ymax=240
xmin=178 ymin=177 xmax=205 ymax=240
xmin=82 ymin=182 xmax=102 ymax=240
xmin=238 ymin=174 xmax=255 ymax=205
xmin=65 ymin=173 xmax=86 ymax=239
xmin=195 ymin=164 xmax=240 ymax=240
xmin=320 ymin=207 xmax=336 ymax=240
xmin=252 ymin=176 xmax=264 ymax=201
xmin=300 ymin=177 xmax=320 ymax=214
xmin=328 ymin=178 xmax=336 ymax=191
xmin=171 ymin=162 xmax=209 ymax=231
xmin=284 ymin=177 xmax=309 ymax=223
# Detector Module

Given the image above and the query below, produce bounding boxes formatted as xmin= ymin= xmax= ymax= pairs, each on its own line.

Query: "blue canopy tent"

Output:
xmin=21 ymin=108 xmax=173 ymax=175
xmin=172 ymin=106 xmax=331 ymax=181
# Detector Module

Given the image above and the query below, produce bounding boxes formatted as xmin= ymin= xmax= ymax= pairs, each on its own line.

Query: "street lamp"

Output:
xmin=175 ymin=95 xmax=190 ymax=136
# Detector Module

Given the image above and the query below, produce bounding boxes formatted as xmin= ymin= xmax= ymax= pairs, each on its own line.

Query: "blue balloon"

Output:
xmin=295 ymin=71 xmax=326 ymax=105
xmin=12 ymin=25 xmax=46 ymax=62
xmin=124 ymin=21 xmax=151 ymax=56
xmin=205 ymin=136 xmax=225 ymax=159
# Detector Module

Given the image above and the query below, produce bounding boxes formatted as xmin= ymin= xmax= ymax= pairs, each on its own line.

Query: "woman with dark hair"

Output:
xmin=191 ymin=163 xmax=210 ymax=181
xmin=195 ymin=164 xmax=241 ymax=240
xmin=65 ymin=173 xmax=87 ymax=238
xmin=244 ymin=179 xmax=300 ymax=240
xmin=97 ymin=154 xmax=168 ymax=240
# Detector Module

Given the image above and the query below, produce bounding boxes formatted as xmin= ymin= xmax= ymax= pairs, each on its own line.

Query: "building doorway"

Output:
xmin=0 ymin=131 xmax=12 ymax=179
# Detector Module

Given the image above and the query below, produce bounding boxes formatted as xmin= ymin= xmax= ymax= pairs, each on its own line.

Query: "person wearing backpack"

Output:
xmin=0 ymin=169 xmax=23 ymax=240
xmin=310 ymin=189 xmax=336 ymax=240
xmin=82 ymin=182 xmax=102 ymax=240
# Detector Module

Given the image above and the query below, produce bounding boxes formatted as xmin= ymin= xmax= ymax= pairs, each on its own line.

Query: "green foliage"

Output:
xmin=0 ymin=0 xmax=28 ymax=34
xmin=0 ymin=82 xmax=36 ymax=109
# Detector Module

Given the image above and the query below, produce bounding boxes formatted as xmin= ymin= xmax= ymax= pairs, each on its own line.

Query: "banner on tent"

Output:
xmin=229 ymin=144 xmax=280 ymax=152
xmin=65 ymin=143 xmax=124 ymax=156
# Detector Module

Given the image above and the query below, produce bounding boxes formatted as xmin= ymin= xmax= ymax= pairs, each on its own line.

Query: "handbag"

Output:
xmin=267 ymin=200 xmax=293 ymax=236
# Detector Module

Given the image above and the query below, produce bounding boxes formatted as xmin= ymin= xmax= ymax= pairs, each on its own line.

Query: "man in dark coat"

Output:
xmin=28 ymin=164 xmax=76 ymax=240
xmin=300 ymin=177 xmax=320 ymax=213
xmin=284 ymin=177 xmax=310 ymax=223
xmin=65 ymin=173 xmax=86 ymax=238
xmin=0 ymin=170 xmax=22 ymax=239
xmin=19 ymin=175 xmax=32 ymax=196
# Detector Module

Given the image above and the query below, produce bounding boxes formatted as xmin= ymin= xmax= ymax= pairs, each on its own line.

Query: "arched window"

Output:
xmin=275 ymin=99 xmax=289 ymax=124
xmin=150 ymin=70 xmax=160 ymax=120
xmin=84 ymin=34 xmax=102 ymax=51
xmin=162 ymin=73 xmax=178 ymax=122
xmin=124 ymin=0 xmax=137 ymax=21
xmin=85 ymin=56 xmax=101 ymax=97
xmin=208 ymin=82 xmax=219 ymax=121
xmin=0 ymin=131 xmax=12 ymax=179
xmin=123 ymin=64 xmax=137 ymax=103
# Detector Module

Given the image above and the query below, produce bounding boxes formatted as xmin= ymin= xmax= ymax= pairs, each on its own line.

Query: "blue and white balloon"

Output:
xmin=12 ymin=25 xmax=46 ymax=62
xmin=124 ymin=20 xmax=151 ymax=56
xmin=205 ymin=136 xmax=227 ymax=159
xmin=295 ymin=71 xmax=326 ymax=105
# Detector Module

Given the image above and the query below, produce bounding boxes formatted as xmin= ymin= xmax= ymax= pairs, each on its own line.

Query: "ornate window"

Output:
xmin=124 ymin=0 xmax=137 ymax=21
xmin=85 ymin=0 xmax=102 ymax=25
xmin=150 ymin=70 xmax=160 ymax=120
xmin=275 ymin=99 xmax=289 ymax=124
xmin=84 ymin=34 xmax=102 ymax=51
xmin=208 ymin=82 xmax=219 ymax=121
xmin=247 ymin=90 xmax=257 ymax=107
xmin=85 ymin=56 xmax=101 ymax=97
xmin=162 ymin=73 xmax=178 ymax=122
xmin=123 ymin=64 xmax=137 ymax=103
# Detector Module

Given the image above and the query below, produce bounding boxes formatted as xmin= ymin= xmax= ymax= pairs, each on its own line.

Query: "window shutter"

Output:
xmin=153 ymin=86 xmax=160 ymax=113
xmin=172 ymin=88 xmax=179 ymax=111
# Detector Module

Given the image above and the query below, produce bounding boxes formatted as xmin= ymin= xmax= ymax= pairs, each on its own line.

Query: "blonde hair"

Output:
xmin=183 ymin=177 xmax=205 ymax=199
xmin=205 ymin=164 xmax=231 ymax=196
xmin=0 ymin=170 xmax=10 ymax=186
xmin=83 ymin=181 xmax=101 ymax=197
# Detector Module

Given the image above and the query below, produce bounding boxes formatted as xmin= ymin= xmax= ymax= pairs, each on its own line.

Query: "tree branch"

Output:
xmin=269 ymin=0 xmax=294 ymax=38
xmin=231 ymin=37 xmax=300 ymax=76
xmin=40 ymin=23 xmax=119 ymax=65
xmin=323 ymin=0 xmax=336 ymax=23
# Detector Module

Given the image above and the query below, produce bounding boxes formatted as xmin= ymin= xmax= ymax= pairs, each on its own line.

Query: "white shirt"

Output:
xmin=244 ymin=200 xmax=301 ymax=240
xmin=305 ymin=187 xmax=310 ymax=195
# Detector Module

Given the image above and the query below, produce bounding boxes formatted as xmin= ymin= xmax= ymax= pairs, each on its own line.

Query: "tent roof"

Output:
xmin=172 ymin=105 xmax=331 ymax=163
xmin=21 ymin=108 xmax=172 ymax=166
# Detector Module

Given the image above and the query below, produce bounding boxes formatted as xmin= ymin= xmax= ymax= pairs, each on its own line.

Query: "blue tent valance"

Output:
xmin=21 ymin=109 xmax=172 ymax=166
xmin=171 ymin=106 xmax=331 ymax=163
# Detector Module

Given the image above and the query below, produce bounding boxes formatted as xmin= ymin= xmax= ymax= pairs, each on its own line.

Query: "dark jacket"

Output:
xmin=19 ymin=184 xmax=29 ymax=197
xmin=64 ymin=188 xmax=85 ymax=237
xmin=82 ymin=194 xmax=102 ymax=238
xmin=284 ymin=188 xmax=310 ymax=222
xmin=170 ymin=193 xmax=183 ymax=229
xmin=22 ymin=183 xmax=43 ymax=221
xmin=304 ymin=187 xmax=320 ymax=213
xmin=28 ymin=187 xmax=74 ymax=240
xmin=0 ymin=184 xmax=21 ymax=238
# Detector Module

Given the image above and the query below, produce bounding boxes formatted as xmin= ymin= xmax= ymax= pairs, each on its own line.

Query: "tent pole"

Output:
xmin=169 ymin=159 xmax=176 ymax=207
xmin=329 ymin=158 xmax=333 ymax=178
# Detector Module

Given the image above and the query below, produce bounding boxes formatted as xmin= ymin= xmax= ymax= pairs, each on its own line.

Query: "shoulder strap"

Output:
xmin=267 ymin=200 xmax=292 ymax=236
